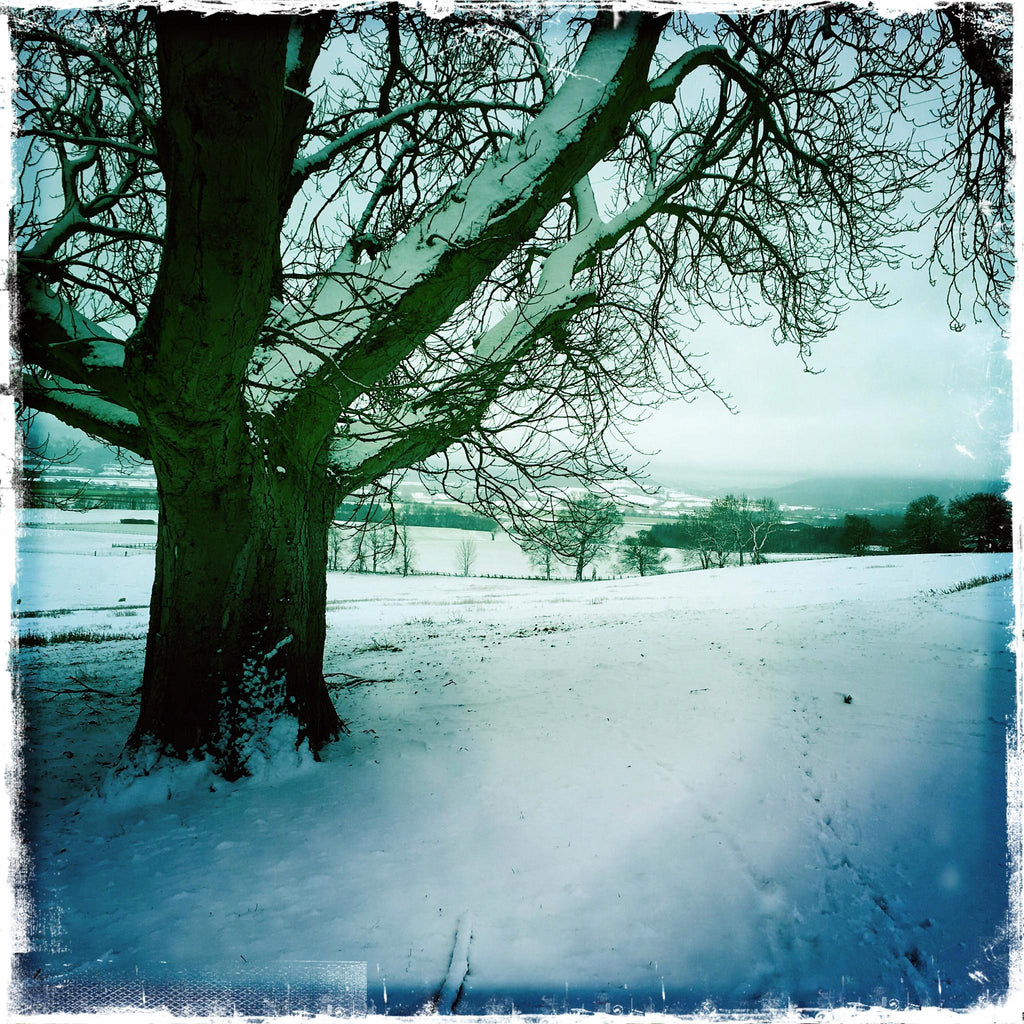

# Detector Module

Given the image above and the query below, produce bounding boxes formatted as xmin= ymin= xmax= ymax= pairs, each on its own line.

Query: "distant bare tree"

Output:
xmin=456 ymin=539 xmax=477 ymax=577
xmin=327 ymin=526 xmax=346 ymax=572
xmin=747 ymin=498 xmax=782 ymax=565
xmin=542 ymin=494 xmax=621 ymax=582
xmin=717 ymin=494 xmax=749 ymax=566
xmin=397 ymin=521 xmax=415 ymax=577
xmin=703 ymin=499 xmax=739 ymax=569
xmin=684 ymin=510 xmax=715 ymax=570
xmin=619 ymin=532 xmax=669 ymax=577
xmin=349 ymin=520 xmax=394 ymax=574
xmin=522 ymin=535 xmax=557 ymax=580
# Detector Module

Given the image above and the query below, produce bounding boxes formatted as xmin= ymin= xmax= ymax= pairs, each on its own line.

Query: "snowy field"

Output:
xmin=14 ymin=508 xmax=829 ymax=614
xmin=9 ymin=510 xmax=1017 ymax=1018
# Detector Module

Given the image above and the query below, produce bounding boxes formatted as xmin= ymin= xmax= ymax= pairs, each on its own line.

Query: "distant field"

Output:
xmin=15 ymin=508 xmax=845 ymax=626
xmin=16 ymin=508 xmax=710 ymax=607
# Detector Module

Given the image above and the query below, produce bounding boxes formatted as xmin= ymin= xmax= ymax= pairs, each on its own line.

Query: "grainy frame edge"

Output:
xmin=1 ymin=1 xmax=1018 ymax=1021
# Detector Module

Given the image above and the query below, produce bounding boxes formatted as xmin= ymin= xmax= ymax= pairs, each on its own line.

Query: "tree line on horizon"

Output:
xmin=648 ymin=491 xmax=1011 ymax=559
xmin=326 ymin=488 xmax=1010 ymax=582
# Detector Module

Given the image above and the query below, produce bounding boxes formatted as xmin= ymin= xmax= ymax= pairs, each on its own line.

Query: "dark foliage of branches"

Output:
xmin=901 ymin=494 xmax=951 ymax=553
xmin=840 ymin=513 xmax=875 ymax=555
xmin=356 ymin=502 xmax=500 ymax=533
xmin=14 ymin=7 xmax=1012 ymax=510
xmin=947 ymin=491 xmax=1011 ymax=551
xmin=650 ymin=513 xmax=896 ymax=556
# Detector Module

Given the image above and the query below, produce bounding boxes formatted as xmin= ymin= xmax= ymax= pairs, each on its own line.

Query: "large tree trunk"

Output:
xmin=121 ymin=13 xmax=342 ymax=778
xmin=129 ymin=436 xmax=343 ymax=780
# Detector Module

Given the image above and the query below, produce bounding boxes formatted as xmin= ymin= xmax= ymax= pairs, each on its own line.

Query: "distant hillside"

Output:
xmin=765 ymin=475 xmax=1007 ymax=512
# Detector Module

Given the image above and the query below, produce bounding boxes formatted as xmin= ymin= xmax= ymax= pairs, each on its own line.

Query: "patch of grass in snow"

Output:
xmin=18 ymin=629 xmax=146 ymax=647
xmin=935 ymin=572 xmax=1012 ymax=595
xmin=353 ymin=637 xmax=404 ymax=654
xmin=14 ymin=603 xmax=148 ymax=619
xmin=13 ymin=607 xmax=78 ymax=619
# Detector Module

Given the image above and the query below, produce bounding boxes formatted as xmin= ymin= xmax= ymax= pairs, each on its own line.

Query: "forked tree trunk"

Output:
xmin=128 ymin=435 xmax=343 ymax=780
xmin=122 ymin=13 xmax=344 ymax=779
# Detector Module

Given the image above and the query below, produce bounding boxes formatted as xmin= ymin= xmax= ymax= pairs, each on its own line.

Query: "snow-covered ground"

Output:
xmin=10 ymin=511 xmax=1016 ymax=1018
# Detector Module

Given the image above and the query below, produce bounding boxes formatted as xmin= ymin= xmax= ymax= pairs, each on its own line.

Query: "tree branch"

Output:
xmin=273 ymin=12 xmax=670 ymax=436
xmin=17 ymin=270 xmax=136 ymax=412
xmin=20 ymin=372 xmax=148 ymax=456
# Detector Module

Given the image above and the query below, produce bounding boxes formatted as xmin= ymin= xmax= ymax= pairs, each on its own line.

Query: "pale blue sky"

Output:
xmin=626 ymin=261 xmax=1012 ymax=487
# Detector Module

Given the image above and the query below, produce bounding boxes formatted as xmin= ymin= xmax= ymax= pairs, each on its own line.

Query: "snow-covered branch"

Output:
xmin=21 ymin=372 xmax=147 ymax=456
xmin=273 ymin=13 xmax=666 ymax=432
xmin=17 ymin=273 xmax=135 ymax=412
xmin=646 ymin=44 xmax=731 ymax=103
xmin=327 ymin=276 xmax=598 ymax=485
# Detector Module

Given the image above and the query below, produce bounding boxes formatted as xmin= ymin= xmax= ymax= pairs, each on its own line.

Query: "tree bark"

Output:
xmin=129 ymin=435 xmax=343 ymax=780
xmin=120 ymin=13 xmax=343 ymax=778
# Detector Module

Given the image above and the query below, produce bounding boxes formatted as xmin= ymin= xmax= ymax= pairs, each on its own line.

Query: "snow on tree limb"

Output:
xmin=21 ymin=372 xmax=147 ymax=455
xmin=17 ymin=275 xmax=135 ymax=411
xmin=268 ymin=14 xmax=665 ymax=423
xmin=328 ymin=277 xmax=599 ymax=483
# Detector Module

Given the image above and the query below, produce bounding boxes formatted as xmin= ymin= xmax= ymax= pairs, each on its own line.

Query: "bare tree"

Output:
xmin=348 ymin=520 xmax=395 ymax=574
xmin=521 ymin=534 xmax=557 ymax=580
xmin=619 ymin=532 xmax=669 ymax=577
xmin=543 ymin=494 xmax=621 ymax=582
xmin=456 ymin=539 xmax=477 ymax=577
xmin=746 ymin=498 xmax=782 ymax=565
xmin=702 ymin=499 xmax=739 ymax=569
xmin=682 ymin=509 xmax=715 ymax=570
xmin=327 ymin=526 xmax=346 ymax=572
xmin=715 ymin=494 xmax=749 ymax=566
xmin=396 ymin=520 xmax=415 ymax=577
xmin=13 ymin=8 xmax=1011 ymax=774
